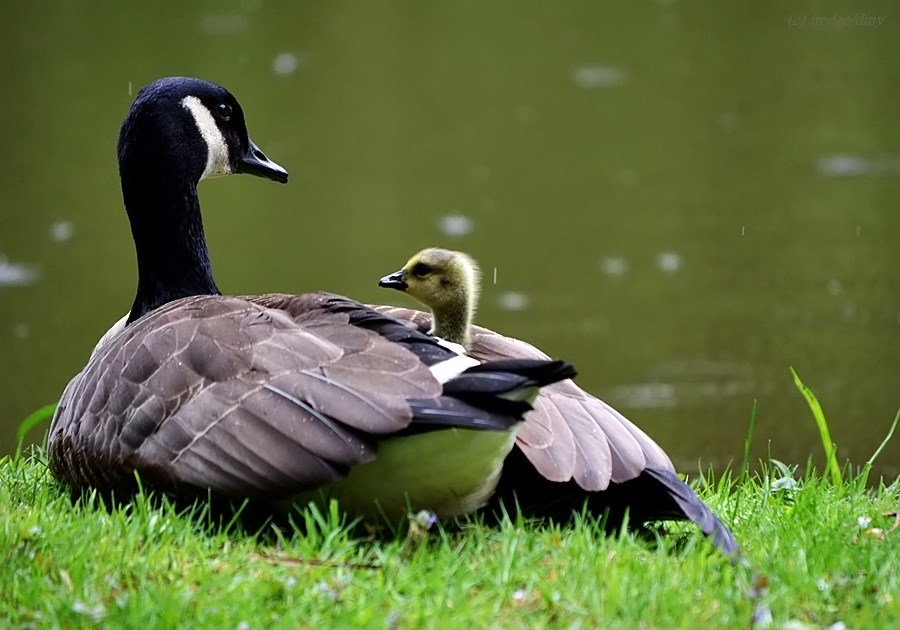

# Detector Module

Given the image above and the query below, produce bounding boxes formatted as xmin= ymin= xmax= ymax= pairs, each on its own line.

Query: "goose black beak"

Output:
xmin=236 ymin=138 xmax=289 ymax=183
xmin=378 ymin=270 xmax=408 ymax=291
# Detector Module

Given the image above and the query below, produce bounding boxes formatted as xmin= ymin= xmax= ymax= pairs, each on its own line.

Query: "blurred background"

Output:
xmin=1 ymin=1 xmax=898 ymax=480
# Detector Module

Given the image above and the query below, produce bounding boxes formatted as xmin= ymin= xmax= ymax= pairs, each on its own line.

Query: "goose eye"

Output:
xmin=411 ymin=263 xmax=431 ymax=277
xmin=215 ymin=103 xmax=232 ymax=121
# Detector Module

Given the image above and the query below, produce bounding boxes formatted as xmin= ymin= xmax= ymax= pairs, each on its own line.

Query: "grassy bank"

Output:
xmin=5 ymin=372 xmax=899 ymax=627
xmin=2 ymin=449 xmax=897 ymax=628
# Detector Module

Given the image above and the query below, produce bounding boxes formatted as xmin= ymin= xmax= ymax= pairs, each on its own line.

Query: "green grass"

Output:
xmin=3 ymin=375 xmax=899 ymax=628
xmin=2 ymin=453 xmax=897 ymax=627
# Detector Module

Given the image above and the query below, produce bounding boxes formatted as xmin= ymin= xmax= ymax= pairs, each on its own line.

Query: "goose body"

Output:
xmin=47 ymin=78 xmax=575 ymax=520
xmin=379 ymin=248 xmax=739 ymax=554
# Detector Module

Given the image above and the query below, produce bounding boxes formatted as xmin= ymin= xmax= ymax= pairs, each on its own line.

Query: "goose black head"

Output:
xmin=117 ymin=76 xmax=288 ymax=189
xmin=117 ymin=77 xmax=288 ymax=323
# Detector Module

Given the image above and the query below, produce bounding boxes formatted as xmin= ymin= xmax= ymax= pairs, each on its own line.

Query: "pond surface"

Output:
xmin=2 ymin=1 xmax=898 ymax=480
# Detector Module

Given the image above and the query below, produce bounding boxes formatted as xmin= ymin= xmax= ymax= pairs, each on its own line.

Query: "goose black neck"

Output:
xmin=123 ymin=173 xmax=220 ymax=324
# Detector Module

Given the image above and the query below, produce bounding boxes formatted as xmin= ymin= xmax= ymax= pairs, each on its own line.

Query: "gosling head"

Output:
xmin=379 ymin=248 xmax=481 ymax=348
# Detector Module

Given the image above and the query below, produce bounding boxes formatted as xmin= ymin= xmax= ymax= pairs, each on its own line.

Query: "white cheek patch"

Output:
xmin=180 ymin=95 xmax=231 ymax=180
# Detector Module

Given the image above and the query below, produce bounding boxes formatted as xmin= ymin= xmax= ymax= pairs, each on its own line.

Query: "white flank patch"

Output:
xmin=434 ymin=337 xmax=467 ymax=355
xmin=429 ymin=354 xmax=480 ymax=384
xmin=181 ymin=95 xmax=231 ymax=180
xmin=90 ymin=313 xmax=129 ymax=359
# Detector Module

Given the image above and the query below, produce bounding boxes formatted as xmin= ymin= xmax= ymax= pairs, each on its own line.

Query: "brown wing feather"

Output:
xmin=49 ymin=295 xmax=442 ymax=499
xmin=371 ymin=304 xmax=675 ymax=491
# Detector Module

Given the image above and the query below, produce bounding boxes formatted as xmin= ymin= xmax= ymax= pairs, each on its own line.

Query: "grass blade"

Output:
xmin=15 ymin=404 xmax=57 ymax=457
xmin=740 ymin=399 xmax=758 ymax=482
xmin=863 ymin=408 xmax=899 ymax=482
xmin=789 ymin=367 xmax=841 ymax=486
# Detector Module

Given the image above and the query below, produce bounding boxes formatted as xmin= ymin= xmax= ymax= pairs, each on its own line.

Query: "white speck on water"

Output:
xmin=817 ymin=154 xmax=900 ymax=177
xmin=471 ymin=164 xmax=491 ymax=183
xmin=50 ymin=220 xmax=74 ymax=242
xmin=599 ymin=256 xmax=628 ymax=279
xmin=611 ymin=168 xmax=639 ymax=187
xmin=514 ymin=104 xmax=537 ymax=125
xmin=437 ymin=214 xmax=473 ymax=237
xmin=741 ymin=225 xmax=746 ymax=236
xmin=571 ymin=65 xmax=627 ymax=89
xmin=199 ymin=13 xmax=249 ymax=34
xmin=498 ymin=291 xmax=529 ymax=312
xmin=826 ymin=278 xmax=842 ymax=296
xmin=0 ymin=256 xmax=39 ymax=287
xmin=856 ymin=225 xmax=861 ymax=238
xmin=273 ymin=52 xmax=302 ymax=76
xmin=718 ymin=112 xmax=739 ymax=133
xmin=817 ymin=155 xmax=870 ymax=177
xmin=13 ymin=323 xmax=30 ymax=339
xmin=657 ymin=251 xmax=681 ymax=275
xmin=658 ymin=12 xmax=680 ymax=32
xmin=609 ymin=383 xmax=676 ymax=409
xmin=128 ymin=81 xmax=132 ymax=96
xmin=840 ymin=302 xmax=858 ymax=322
xmin=240 ymin=0 xmax=263 ymax=11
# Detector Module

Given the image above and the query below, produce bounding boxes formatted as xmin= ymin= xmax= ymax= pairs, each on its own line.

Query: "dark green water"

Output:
xmin=2 ymin=1 xmax=898 ymax=480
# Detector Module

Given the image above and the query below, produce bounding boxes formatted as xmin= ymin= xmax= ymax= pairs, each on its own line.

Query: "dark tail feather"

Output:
xmin=644 ymin=467 xmax=741 ymax=557
xmin=443 ymin=359 xmax=576 ymax=398
xmin=407 ymin=360 xmax=577 ymax=433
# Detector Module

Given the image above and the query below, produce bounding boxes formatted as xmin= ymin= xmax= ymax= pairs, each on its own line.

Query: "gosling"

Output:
xmin=379 ymin=247 xmax=481 ymax=351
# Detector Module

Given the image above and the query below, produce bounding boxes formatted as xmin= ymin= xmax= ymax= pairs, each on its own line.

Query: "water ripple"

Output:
xmin=571 ymin=65 xmax=627 ymax=89
xmin=0 ymin=256 xmax=39 ymax=287
xmin=817 ymin=154 xmax=900 ymax=177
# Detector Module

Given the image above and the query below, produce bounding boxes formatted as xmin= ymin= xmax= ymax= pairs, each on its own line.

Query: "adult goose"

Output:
xmin=378 ymin=248 xmax=739 ymax=555
xmin=47 ymin=77 xmax=577 ymax=521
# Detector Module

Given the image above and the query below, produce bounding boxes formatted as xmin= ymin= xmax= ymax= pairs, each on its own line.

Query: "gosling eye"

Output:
xmin=215 ymin=103 xmax=232 ymax=122
xmin=411 ymin=263 xmax=432 ymax=278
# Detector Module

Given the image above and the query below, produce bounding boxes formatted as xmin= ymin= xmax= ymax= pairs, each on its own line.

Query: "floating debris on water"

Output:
xmin=50 ymin=220 xmax=74 ymax=243
xmin=609 ymin=383 xmax=676 ymax=409
xmin=273 ymin=52 xmax=302 ymax=76
xmin=514 ymin=104 xmax=538 ymax=125
xmin=599 ymin=256 xmax=628 ymax=279
xmin=817 ymin=154 xmax=900 ymax=177
xmin=717 ymin=112 xmax=740 ymax=133
xmin=13 ymin=323 xmax=30 ymax=339
xmin=657 ymin=251 xmax=681 ymax=275
xmin=199 ymin=13 xmax=249 ymax=35
xmin=498 ymin=291 xmax=529 ymax=312
xmin=437 ymin=214 xmax=473 ymax=237
xmin=610 ymin=378 xmax=755 ymax=409
xmin=571 ymin=65 xmax=627 ymax=89
xmin=611 ymin=168 xmax=639 ymax=187
xmin=0 ymin=256 xmax=39 ymax=287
